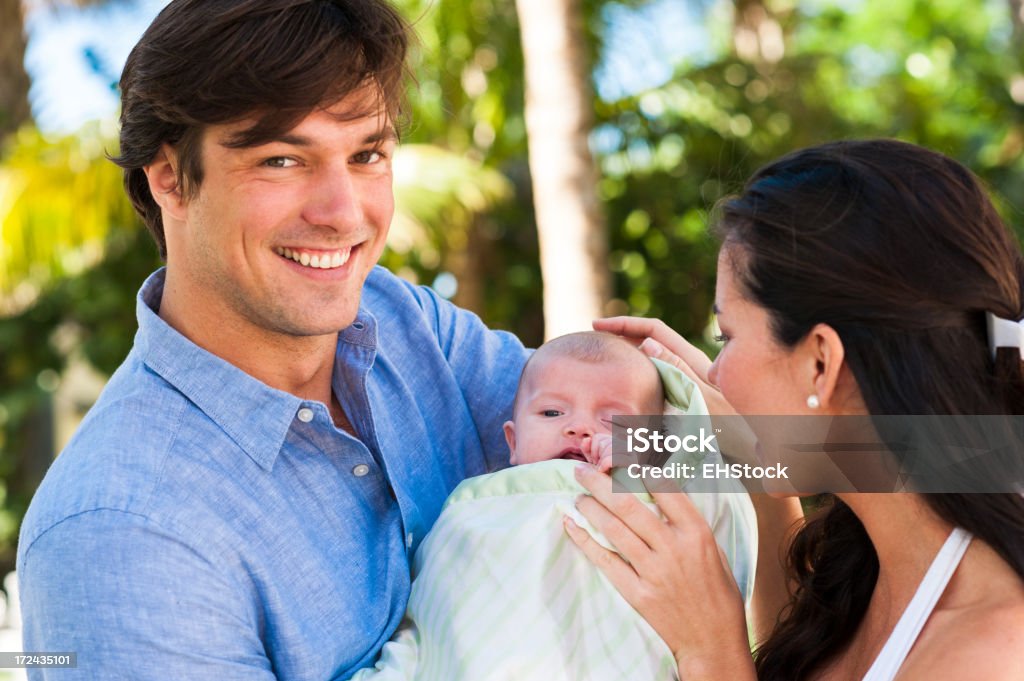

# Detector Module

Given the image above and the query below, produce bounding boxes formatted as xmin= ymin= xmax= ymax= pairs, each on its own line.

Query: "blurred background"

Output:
xmin=2 ymin=0 xmax=1024 ymax=618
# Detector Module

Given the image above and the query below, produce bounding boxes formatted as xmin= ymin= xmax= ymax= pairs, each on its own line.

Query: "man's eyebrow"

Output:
xmin=269 ymin=133 xmax=313 ymax=147
xmin=364 ymin=128 xmax=399 ymax=145
xmin=219 ymin=133 xmax=313 ymax=149
xmin=221 ymin=129 xmax=398 ymax=149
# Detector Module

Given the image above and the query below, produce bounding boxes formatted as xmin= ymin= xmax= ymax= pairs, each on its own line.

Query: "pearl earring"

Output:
xmin=806 ymin=394 xmax=820 ymax=409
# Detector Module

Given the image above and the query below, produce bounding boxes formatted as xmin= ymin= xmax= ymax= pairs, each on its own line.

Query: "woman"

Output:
xmin=565 ymin=139 xmax=1024 ymax=679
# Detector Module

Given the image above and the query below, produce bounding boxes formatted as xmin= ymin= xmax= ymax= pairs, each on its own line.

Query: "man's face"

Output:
xmin=167 ymin=92 xmax=396 ymax=340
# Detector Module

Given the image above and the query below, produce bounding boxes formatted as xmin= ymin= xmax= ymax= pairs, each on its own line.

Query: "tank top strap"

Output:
xmin=861 ymin=527 xmax=973 ymax=681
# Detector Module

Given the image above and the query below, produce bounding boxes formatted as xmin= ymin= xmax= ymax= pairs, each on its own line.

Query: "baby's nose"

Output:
xmin=564 ymin=421 xmax=595 ymax=437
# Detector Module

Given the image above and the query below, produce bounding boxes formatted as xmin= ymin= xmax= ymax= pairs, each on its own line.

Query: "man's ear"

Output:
xmin=803 ymin=323 xmax=847 ymax=412
xmin=143 ymin=144 xmax=187 ymax=221
xmin=503 ymin=420 xmax=518 ymax=465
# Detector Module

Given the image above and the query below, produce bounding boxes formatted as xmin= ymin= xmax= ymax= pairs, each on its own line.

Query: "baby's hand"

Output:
xmin=581 ymin=434 xmax=615 ymax=472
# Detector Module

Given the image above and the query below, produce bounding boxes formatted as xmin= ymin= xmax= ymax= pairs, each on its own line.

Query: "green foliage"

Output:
xmin=598 ymin=0 xmax=1024 ymax=352
xmin=391 ymin=0 xmax=545 ymax=341
xmin=0 ymin=121 xmax=136 ymax=308
xmin=388 ymin=143 xmax=512 ymax=271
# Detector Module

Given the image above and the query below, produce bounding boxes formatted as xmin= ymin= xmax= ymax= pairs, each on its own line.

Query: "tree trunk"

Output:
xmin=1011 ymin=0 xmax=1024 ymax=49
xmin=515 ymin=0 xmax=610 ymax=340
xmin=733 ymin=0 xmax=786 ymax=64
xmin=0 ymin=0 xmax=32 ymax=140
xmin=450 ymin=218 xmax=485 ymax=315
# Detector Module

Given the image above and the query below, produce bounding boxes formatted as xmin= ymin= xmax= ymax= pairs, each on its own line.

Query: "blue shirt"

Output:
xmin=18 ymin=267 xmax=529 ymax=680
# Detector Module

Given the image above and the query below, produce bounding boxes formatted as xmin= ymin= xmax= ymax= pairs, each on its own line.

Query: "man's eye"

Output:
xmin=541 ymin=410 xmax=562 ymax=418
xmin=713 ymin=333 xmax=730 ymax=344
xmin=263 ymin=157 xmax=297 ymax=168
xmin=353 ymin=150 xmax=383 ymax=164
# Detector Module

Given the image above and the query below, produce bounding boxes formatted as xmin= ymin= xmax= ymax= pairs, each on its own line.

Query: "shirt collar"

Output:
xmin=133 ymin=268 xmax=374 ymax=471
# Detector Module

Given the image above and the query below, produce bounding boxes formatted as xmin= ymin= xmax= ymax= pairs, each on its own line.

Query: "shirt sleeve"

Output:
xmin=407 ymin=283 xmax=532 ymax=472
xmin=19 ymin=510 xmax=277 ymax=681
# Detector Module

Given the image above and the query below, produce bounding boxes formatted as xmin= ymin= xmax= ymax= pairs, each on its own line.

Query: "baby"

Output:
xmin=503 ymin=331 xmax=664 ymax=467
xmin=353 ymin=331 xmax=754 ymax=681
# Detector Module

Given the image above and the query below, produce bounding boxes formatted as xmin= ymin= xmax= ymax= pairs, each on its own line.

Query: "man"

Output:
xmin=17 ymin=1 xmax=528 ymax=678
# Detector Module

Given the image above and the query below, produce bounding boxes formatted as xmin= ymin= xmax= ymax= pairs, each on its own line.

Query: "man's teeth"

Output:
xmin=275 ymin=247 xmax=352 ymax=269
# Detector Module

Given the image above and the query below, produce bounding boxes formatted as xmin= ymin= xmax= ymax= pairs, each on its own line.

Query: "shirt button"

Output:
xmin=296 ymin=407 xmax=314 ymax=423
xmin=352 ymin=463 xmax=370 ymax=477
xmin=406 ymin=533 xmax=414 ymax=548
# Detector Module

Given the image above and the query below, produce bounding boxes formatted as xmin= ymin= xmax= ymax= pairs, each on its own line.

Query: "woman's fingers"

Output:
xmin=592 ymin=315 xmax=667 ymax=344
xmin=573 ymin=465 xmax=668 ymax=552
xmin=638 ymin=337 xmax=707 ymax=387
xmin=594 ymin=316 xmax=714 ymax=379
xmin=573 ymin=494 xmax=658 ymax=572
xmin=648 ymin=487 xmax=714 ymax=534
xmin=563 ymin=516 xmax=639 ymax=591
xmin=567 ymin=464 xmax=752 ymax=668
xmin=634 ymin=333 xmax=739 ymax=421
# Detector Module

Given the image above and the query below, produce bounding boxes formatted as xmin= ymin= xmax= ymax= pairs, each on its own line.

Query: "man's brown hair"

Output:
xmin=112 ymin=0 xmax=411 ymax=258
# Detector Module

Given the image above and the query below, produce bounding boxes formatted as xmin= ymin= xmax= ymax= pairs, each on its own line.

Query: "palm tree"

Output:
xmin=0 ymin=0 xmax=32 ymax=139
xmin=1 ymin=0 xmax=118 ymax=142
xmin=515 ymin=0 xmax=610 ymax=339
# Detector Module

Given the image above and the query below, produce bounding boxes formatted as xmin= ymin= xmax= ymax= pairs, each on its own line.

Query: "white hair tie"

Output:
xmin=986 ymin=312 xmax=1024 ymax=359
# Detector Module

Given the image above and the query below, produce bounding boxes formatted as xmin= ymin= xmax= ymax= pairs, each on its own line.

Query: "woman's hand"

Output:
xmin=593 ymin=316 xmax=736 ymax=420
xmin=591 ymin=315 xmax=805 ymax=645
xmin=594 ymin=316 xmax=757 ymax=464
xmin=564 ymin=464 xmax=757 ymax=680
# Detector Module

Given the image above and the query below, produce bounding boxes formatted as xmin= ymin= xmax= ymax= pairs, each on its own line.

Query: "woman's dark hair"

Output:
xmin=112 ymin=0 xmax=411 ymax=258
xmin=713 ymin=139 xmax=1024 ymax=679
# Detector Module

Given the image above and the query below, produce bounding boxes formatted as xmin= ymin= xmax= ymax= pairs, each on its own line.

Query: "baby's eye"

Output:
xmin=541 ymin=409 xmax=562 ymax=418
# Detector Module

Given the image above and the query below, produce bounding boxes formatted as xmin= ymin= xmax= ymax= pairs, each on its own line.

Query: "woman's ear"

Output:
xmin=804 ymin=323 xmax=848 ymax=412
xmin=143 ymin=144 xmax=187 ymax=222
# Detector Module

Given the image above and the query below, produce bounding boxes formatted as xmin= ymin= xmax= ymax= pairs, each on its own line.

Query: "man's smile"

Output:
xmin=275 ymin=246 xmax=355 ymax=270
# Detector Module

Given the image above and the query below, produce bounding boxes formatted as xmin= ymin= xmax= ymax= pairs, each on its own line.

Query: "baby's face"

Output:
xmin=503 ymin=354 xmax=662 ymax=465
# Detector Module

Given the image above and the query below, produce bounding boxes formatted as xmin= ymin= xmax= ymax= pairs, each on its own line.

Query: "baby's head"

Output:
xmin=503 ymin=331 xmax=664 ymax=465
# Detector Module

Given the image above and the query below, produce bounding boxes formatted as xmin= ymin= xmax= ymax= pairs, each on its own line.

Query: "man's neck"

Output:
xmin=158 ymin=272 xmax=339 ymax=408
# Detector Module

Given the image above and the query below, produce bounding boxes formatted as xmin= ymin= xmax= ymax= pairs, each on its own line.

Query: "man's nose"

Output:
xmin=303 ymin=168 xmax=364 ymax=229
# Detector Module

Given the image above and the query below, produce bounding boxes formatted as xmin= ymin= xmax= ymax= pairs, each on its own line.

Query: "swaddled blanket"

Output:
xmin=351 ymin=362 xmax=757 ymax=681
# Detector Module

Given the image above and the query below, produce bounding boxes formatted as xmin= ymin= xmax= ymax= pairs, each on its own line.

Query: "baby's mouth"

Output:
xmin=558 ymin=448 xmax=587 ymax=462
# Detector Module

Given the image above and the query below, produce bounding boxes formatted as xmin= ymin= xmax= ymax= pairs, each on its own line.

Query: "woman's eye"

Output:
xmin=714 ymin=333 xmax=730 ymax=344
xmin=541 ymin=410 xmax=562 ymax=418
xmin=263 ymin=157 xmax=297 ymax=168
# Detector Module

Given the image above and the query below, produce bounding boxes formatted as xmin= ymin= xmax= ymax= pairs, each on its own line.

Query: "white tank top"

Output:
xmin=861 ymin=527 xmax=973 ymax=681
